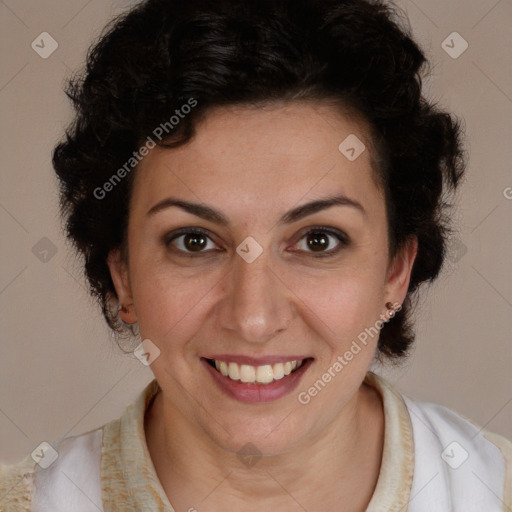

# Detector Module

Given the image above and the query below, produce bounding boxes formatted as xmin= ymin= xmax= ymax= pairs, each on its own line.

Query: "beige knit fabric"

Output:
xmin=365 ymin=372 xmax=414 ymax=510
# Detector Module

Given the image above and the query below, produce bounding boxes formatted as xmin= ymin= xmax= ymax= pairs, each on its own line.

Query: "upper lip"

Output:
xmin=203 ymin=355 xmax=312 ymax=366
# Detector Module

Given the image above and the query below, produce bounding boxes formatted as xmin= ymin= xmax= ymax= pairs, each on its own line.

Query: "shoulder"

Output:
xmin=0 ymin=452 xmax=37 ymax=512
xmin=1 ymin=380 xmax=157 ymax=512
xmin=402 ymin=395 xmax=512 ymax=512
xmin=0 ymin=427 xmax=104 ymax=512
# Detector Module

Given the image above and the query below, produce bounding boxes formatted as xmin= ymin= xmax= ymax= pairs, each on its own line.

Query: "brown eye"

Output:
xmin=182 ymin=232 xmax=208 ymax=251
xmin=306 ymin=232 xmax=330 ymax=252
xmin=294 ymin=228 xmax=348 ymax=257
xmin=165 ymin=229 xmax=218 ymax=255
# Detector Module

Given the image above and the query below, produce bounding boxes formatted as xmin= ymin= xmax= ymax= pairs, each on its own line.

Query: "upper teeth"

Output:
xmin=213 ymin=359 xmax=303 ymax=384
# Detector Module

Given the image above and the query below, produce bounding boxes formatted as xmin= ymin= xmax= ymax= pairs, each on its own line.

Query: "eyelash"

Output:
xmin=164 ymin=226 xmax=349 ymax=259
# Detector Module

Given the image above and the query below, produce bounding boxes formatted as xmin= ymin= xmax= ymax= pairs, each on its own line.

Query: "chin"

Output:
xmin=202 ymin=410 xmax=313 ymax=459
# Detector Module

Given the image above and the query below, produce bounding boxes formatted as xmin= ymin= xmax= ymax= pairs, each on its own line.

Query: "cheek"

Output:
xmin=129 ymin=258 xmax=211 ymax=343
xmin=292 ymin=270 xmax=385 ymax=345
xmin=284 ymin=240 xmax=388 ymax=326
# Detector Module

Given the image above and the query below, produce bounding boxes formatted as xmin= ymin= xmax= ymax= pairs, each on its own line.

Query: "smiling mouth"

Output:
xmin=205 ymin=358 xmax=312 ymax=385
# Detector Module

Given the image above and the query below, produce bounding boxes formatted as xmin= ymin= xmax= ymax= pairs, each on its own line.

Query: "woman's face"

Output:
xmin=109 ymin=101 xmax=416 ymax=455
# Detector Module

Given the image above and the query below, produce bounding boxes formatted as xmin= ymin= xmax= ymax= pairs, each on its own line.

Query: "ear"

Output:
xmin=384 ymin=236 xmax=418 ymax=305
xmin=107 ymin=248 xmax=137 ymax=324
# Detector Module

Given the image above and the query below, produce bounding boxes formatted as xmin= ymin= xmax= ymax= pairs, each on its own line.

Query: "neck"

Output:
xmin=144 ymin=382 xmax=383 ymax=511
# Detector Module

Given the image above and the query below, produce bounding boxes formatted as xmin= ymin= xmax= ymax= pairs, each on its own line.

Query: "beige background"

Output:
xmin=0 ymin=0 xmax=510 ymax=464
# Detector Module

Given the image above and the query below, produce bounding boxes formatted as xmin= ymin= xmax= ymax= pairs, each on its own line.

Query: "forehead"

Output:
xmin=131 ymin=102 xmax=383 ymax=217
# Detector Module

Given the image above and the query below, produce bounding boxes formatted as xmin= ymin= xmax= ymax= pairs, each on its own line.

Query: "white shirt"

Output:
xmin=1 ymin=372 xmax=510 ymax=511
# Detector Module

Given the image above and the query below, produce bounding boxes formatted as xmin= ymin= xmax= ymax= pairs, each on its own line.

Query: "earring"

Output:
xmin=384 ymin=301 xmax=401 ymax=322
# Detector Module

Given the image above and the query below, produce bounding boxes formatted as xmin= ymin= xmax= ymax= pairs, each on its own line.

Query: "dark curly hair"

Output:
xmin=53 ymin=0 xmax=466 ymax=358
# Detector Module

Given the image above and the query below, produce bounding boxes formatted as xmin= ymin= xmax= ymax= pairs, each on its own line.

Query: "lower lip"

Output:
xmin=202 ymin=358 xmax=312 ymax=403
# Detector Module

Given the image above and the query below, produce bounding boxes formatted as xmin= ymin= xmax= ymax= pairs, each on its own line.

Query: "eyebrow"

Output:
xmin=146 ymin=194 xmax=365 ymax=226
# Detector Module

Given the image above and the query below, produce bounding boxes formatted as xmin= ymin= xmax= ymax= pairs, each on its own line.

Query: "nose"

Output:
xmin=216 ymin=247 xmax=295 ymax=344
